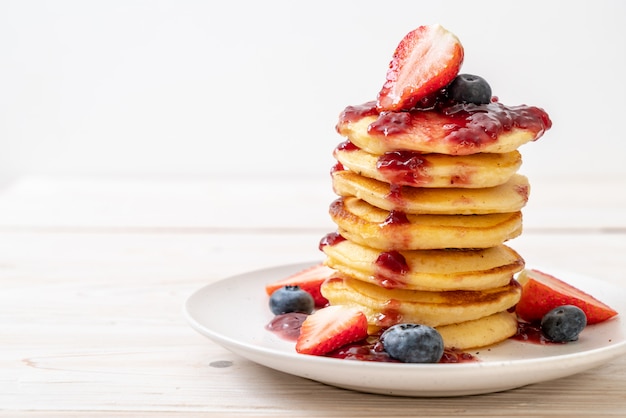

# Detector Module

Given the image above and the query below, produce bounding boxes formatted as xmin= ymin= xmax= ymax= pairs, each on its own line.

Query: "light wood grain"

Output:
xmin=2 ymin=175 xmax=626 ymax=416
xmin=0 ymin=174 xmax=624 ymax=231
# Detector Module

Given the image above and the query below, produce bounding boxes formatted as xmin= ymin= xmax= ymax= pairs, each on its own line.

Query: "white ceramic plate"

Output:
xmin=184 ymin=262 xmax=626 ymax=397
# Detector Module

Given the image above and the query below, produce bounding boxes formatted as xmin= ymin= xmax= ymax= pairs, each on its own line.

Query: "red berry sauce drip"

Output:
xmin=330 ymin=162 xmax=345 ymax=175
xmin=318 ymin=231 xmax=346 ymax=251
xmin=369 ymin=111 xmax=414 ymax=137
xmin=381 ymin=210 xmax=409 ymax=227
xmin=265 ymin=313 xmax=308 ymax=341
xmin=374 ymin=251 xmax=409 ymax=289
xmin=375 ymin=299 xmax=403 ymax=328
xmin=327 ymin=336 xmax=396 ymax=362
xmin=440 ymin=349 xmax=478 ymax=363
xmin=511 ymin=321 xmax=564 ymax=345
xmin=376 ymin=251 xmax=409 ymax=274
xmin=336 ymin=101 xmax=379 ymax=126
xmin=335 ymin=140 xmax=359 ymax=152
xmin=438 ymin=102 xmax=549 ymax=147
xmin=326 ymin=334 xmax=478 ymax=363
xmin=265 ymin=314 xmax=478 ymax=363
xmin=339 ymin=100 xmax=551 ymax=150
xmin=376 ymin=151 xmax=432 ymax=186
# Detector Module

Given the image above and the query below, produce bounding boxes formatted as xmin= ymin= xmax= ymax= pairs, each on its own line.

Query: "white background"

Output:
xmin=1 ymin=0 xmax=625 ymax=182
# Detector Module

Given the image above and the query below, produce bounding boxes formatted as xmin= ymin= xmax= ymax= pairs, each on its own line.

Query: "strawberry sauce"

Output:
xmin=382 ymin=210 xmax=409 ymax=226
xmin=265 ymin=313 xmax=308 ymax=341
xmin=266 ymin=318 xmax=477 ymax=363
xmin=512 ymin=321 xmax=564 ymax=345
xmin=377 ymin=150 xmax=432 ymax=185
xmin=374 ymin=251 xmax=409 ymax=288
xmin=325 ymin=334 xmax=477 ymax=363
xmin=318 ymin=231 xmax=346 ymax=251
xmin=337 ymin=100 xmax=551 ymax=152
xmin=265 ymin=315 xmax=563 ymax=363
xmin=374 ymin=299 xmax=403 ymax=328
xmin=333 ymin=140 xmax=435 ymax=186
xmin=330 ymin=162 xmax=345 ymax=175
xmin=335 ymin=140 xmax=359 ymax=152
xmin=338 ymin=101 xmax=380 ymax=122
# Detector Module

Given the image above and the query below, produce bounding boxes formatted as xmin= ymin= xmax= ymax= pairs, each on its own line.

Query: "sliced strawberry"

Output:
xmin=265 ymin=264 xmax=334 ymax=307
xmin=377 ymin=24 xmax=464 ymax=112
xmin=296 ymin=305 xmax=368 ymax=356
xmin=515 ymin=269 xmax=618 ymax=325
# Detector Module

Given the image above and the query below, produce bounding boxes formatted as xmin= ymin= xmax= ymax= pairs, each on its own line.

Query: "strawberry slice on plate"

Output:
xmin=265 ymin=263 xmax=334 ymax=308
xmin=515 ymin=269 xmax=618 ymax=325
xmin=296 ymin=305 xmax=369 ymax=356
xmin=377 ymin=24 xmax=464 ymax=112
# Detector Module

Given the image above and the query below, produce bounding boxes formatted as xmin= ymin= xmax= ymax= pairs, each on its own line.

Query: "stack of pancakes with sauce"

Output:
xmin=319 ymin=99 xmax=551 ymax=350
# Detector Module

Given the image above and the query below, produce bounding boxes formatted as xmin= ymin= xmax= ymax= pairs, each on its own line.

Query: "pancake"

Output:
xmin=436 ymin=311 xmax=519 ymax=350
xmin=330 ymin=197 xmax=522 ymax=250
xmin=320 ymin=276 xmax=521 ymax=332
xmin=332 ymin=169 xmax=530 ymax=215
xmin=321 ymin=238 xmax=525 ymax=291
xmin=336 ymin=101 xmax=551 ymax=156
xmin=334 ymin=145 xmax=522 ymax=188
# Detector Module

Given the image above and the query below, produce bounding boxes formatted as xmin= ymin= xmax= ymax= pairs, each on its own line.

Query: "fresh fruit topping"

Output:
xmin=515 ymin=269 xmax=618 ymax=325
xmin=540 ymin=305 xmax=587 ymax=343
xmin=295 ymin=305 xmax=368 ymax=356
xmin=376 ymin=24 xmax=464 ymax=112
xmin=380 ymin=323 xmax=444 ymax=363
xmin=269 ymin=285 xmax=314 ymax=315
xmin=265 ymin=264 xmax=334 ymax=307
xmin=447 ymin=73 xmax=492 ymax=104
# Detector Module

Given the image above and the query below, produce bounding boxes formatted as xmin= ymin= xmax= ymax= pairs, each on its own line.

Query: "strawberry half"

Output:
xmin=377 ymin=24 xmax=464 ymax=112
xmin=515 ymin=269 xmax=618 ymax=325
xmin=296 ymin=305 xmax=368 ymax=356
xmin=265 ymin=264 xmax=334 ymax=307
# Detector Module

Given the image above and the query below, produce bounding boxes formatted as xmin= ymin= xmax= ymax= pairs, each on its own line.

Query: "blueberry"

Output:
xmin=541 ymin=305 xmax=587 ymax=342
xmin=447 ymin=74 xmax=492 ymax=104
xmin=269 ymin=285 xmax=314 ymax=315
xmin=380 ymin=323 xmax=444 ymax=363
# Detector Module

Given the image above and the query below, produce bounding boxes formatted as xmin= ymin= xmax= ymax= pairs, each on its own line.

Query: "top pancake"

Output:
xmin=336 ymin=101 xmax=551 ymax=156
xmin=321 ymin=276 xmax=521 ymax=349
xmin=321 ymin=275 xmax=522 ymax=330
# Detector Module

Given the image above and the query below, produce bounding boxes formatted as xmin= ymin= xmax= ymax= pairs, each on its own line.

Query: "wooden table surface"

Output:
xmin=2 ymin=173 xmax=626 ymax=417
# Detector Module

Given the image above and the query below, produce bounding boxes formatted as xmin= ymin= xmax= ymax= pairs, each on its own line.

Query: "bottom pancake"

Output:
xmin=321 ymin=276 xmax=521 ymax=350
xmin=435 ymin=311 xmax=519 ymax=350
xmin=321 ymin=276 xmax=521 ymax=330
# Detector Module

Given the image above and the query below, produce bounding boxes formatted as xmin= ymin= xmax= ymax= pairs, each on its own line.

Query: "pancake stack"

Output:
xmin=319 ymin=99 xmax=551 ymax=350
